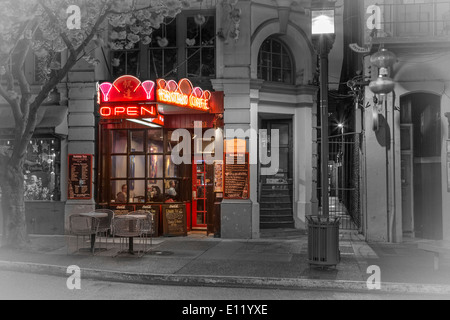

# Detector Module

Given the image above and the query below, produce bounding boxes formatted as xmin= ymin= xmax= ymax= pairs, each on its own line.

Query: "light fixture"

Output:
xmin=126 ymin=119 xmax=162 ymax=128
xmin=311 ymin=9 xmax=335 ymax=35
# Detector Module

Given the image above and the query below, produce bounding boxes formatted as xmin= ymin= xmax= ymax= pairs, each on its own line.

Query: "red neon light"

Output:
xmin=144 ymin=114 xmax=165 ymax=126
xmin=98 ymin=76 xmax=156 ymax=103
xmin=156 ymin=78 xmax=210 ymax=111
xmin=99 ymin=105 xmax=157 ymax=119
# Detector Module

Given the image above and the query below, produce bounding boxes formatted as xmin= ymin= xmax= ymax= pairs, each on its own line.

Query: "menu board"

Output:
xmin=224 ymin=153 xmax=249 ymax=199
xmin=136 ymin=205 xmax=160 ymax=237
xmin=68 ymin=154 xmax=92 ymax=200
xmin=162 ymin=204 xmax=187 ymax=237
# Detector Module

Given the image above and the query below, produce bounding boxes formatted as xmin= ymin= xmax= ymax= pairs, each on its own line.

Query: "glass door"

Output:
xmin=192 ymin=160 xmax=207 ymax=229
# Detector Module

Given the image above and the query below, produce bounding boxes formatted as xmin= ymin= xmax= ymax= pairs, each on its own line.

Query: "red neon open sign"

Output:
xmin=99 ymin=104 xmax=157 ymax=119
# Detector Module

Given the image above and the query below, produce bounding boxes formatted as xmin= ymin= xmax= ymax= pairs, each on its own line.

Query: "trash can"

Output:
xmin=306 ymin=215 xmax=341 ymax=267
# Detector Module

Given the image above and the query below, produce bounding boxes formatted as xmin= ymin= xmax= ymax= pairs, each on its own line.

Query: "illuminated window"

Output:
xmin=109 ymin=128 xmax=181 ymax=204
xmin=257 ymin=38 xmax=294 ymax=84
xmin=0 ymin=137 xmax=61 ymax=201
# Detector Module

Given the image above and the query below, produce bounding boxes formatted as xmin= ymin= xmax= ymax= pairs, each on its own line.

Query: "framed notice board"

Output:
xmin=162 ymin=204 xmax=187 ymax=237
xmin=68 ymin=154 xmax=92 ymax=200
xmin=224 ymin=153 xmax=249 ymax=200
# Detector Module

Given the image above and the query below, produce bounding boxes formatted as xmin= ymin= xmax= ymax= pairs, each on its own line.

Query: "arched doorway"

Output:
xmin=400 ymin=92 xmax=443 ymax=240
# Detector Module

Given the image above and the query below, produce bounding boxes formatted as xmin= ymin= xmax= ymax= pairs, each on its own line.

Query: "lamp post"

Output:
xmin=306 ymin=1 xmax=340 ymax=268
xmin=338 ymin=123 xmax=344 ymax=203
xmin=312 ymin=1 xmax=335 ymax=218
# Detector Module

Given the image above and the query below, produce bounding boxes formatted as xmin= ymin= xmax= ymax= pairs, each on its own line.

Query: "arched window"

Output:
xmin=257 ymin=38 xmax=294 ymax=84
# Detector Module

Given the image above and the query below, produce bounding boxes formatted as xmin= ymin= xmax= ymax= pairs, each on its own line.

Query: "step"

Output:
xmin=260 ymin=228 xmax=307 ymax=239
xmin=261 ymin=207 xmax=293 ymax=214
xmin=259 ymin=202 xmax=292 ymax=209
xmin=260 ymin=221 xmax=295 ymax=229
xmin=260 ymin=215 xmax=294 ymax=223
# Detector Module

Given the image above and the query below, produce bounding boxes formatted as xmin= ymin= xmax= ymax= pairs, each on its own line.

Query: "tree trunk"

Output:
xmin=1 ymin=161 xmax=29 ymax=249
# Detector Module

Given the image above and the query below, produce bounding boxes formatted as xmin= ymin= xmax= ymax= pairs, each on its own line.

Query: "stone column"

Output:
xmin=64 ymin=66 xmax=97 ymax=231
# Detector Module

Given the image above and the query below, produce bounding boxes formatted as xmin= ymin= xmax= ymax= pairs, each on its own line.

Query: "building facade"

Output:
xmin=361 ymin=0 xmax=450 ymax=242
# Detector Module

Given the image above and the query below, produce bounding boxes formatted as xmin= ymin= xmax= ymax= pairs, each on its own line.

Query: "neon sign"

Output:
xmin=99 ymin=105 xmax=157 ymax=119
xmin=97 ymin=76 xmax=156 ymax=103
xmin=156 ymin=78 xmax=211 ymax=111
xmin=97 ymin=76 xmax=211 ymax=123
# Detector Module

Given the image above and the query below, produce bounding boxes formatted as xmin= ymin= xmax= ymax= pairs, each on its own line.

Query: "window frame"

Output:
xmin=257 ymin=37 xmax=295 ymax=85
xmin=108 ymin=127 xmax=183 ymax=204
xmin=110 ymin=10 xmax=216 ymax=84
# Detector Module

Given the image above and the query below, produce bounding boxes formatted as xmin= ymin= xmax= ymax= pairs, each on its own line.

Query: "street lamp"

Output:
xmin=311 ymin=1 xmax=335 ymax=218
xmin=337 ymin=123 xmax=344 ymax=203
xmin=307 ymin=1 xmax=340 ymax=268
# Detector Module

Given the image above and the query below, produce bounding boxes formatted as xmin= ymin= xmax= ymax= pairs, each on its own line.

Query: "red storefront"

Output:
xmin=95 ymin=76 xmax=224 ymax=236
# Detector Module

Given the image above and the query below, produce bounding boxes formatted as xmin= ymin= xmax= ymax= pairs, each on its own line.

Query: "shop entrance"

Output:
xmin=259 ymin=116 xmax=294 ymax=229
xmin=192 ymin=160 xmax=208 ymax=229
xmin=400 ymin=92 xmax=442 ymax=240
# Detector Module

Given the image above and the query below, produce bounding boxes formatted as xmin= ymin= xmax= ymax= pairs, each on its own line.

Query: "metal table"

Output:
xmin=79 ymin=212 xmax=108 ymax=253
xmin=114 ymin=215 xmax=147 ymax=255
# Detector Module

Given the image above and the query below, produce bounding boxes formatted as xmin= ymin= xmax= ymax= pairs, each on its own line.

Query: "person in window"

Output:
xmin=167 ymin=180 xmax=177 ymax=198
xmin=148 ymin=185 xmax=162 ymax=202
xmin=116 ymin=184 xmax=127 ymax=203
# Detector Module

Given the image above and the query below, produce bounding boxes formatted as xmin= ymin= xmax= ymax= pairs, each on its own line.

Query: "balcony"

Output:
xmin=365 ymin=0 xmax=450 ymax=47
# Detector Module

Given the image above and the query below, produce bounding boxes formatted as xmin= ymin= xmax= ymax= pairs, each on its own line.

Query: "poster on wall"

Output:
xmin=223 ymin=153 xmax=249 ymax=200
xmin=68 ymin=154 xmax=92 ymax=200
xmin=214 ymin=160 xmax=223 ymax=193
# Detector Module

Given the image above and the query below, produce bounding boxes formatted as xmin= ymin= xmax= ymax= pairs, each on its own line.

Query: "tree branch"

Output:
xmin=30 ymin=1 xmax=112 ymax=115
xmin=13 ymin=40 xmax=32 ymax=116
xmin=0 ymin=84 xmax=22 ymax=121
xmin=38 ymin=0 xmax=77 ymax=58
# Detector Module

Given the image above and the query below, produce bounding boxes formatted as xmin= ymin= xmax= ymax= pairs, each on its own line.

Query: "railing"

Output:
xmin=369 ymin=0 xmax=450 ymax=39
xmin=317 ymin=133 xmax=362 ymax=231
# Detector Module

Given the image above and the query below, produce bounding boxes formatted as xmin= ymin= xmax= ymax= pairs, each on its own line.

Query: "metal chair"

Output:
xmin=129 ymin=210 xmax=154 ymax=253
xmin=68 ymin=214 xmax=100 ymax=254
xmin=112 ymin=216 xmax=143 ymax=257
xmin=92 ymin=209 xmax=114 ymax=249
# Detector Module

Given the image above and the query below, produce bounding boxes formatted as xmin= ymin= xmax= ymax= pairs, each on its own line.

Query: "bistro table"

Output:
xmin=114 ymin=214 xmax=147 ymax=255
xmin=79 ymin=211 xmax=108 ymax=253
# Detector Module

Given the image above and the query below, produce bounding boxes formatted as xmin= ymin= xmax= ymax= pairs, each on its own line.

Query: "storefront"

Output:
xmin=92 ymin=75 xmax=225 ymax=236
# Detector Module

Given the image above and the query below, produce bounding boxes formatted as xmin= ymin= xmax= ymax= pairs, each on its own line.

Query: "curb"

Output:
xmin=1 ymin=260 xmax=450 ymax=296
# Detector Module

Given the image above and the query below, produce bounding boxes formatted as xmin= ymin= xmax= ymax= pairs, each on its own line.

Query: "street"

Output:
xmin=0 ymin=270 xmax=447 ymax=301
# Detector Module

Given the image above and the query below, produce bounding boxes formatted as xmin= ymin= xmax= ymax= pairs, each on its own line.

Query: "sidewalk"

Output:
xmin=0 ymin=232 xmax=450 ymax=296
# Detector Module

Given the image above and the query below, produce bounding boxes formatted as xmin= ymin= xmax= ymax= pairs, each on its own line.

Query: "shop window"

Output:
xmin=111 ymin=130 xmax=127 ymax=154
xmin=111 ymin=156 xmax=127 ymax=178
xmin=0 ymin=137 xmax=61 ymax=201
xmin=148 ymin=129 xmax=164 ymax=153
xmin=149 ymin=155 xmax=163 ymax=179
xmin=130 ymin=130 xmax=144 ymax=153
xmin=257 ymin=38 xmax=294 ymax=84
xmin=112 ymin=180 xmax=128 ymax=203
xmin=108 ymin=128 xmax=184 ymax=204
